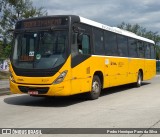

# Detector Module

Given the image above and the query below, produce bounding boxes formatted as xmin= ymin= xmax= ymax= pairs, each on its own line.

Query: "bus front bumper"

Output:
xmin=10 ymin=80 xmax=71 ymax=96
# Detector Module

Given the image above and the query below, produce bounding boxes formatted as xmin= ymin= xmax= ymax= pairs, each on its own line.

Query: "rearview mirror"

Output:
xmin=73 ymin=26 xmax=85 ymax=34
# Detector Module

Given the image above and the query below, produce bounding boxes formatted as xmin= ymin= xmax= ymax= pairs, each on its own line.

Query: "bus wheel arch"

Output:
xmin=93 ymin=71 xmax=104 ymax=89
xmin=88 ymin=71 xmax=103 ymax=100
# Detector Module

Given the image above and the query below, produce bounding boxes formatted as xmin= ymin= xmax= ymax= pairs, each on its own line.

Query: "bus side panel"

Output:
xmin=71 ymin=56 xmax=108 ymax=95
xmin=105 ymin=57 xmax=129 ymax=87
xmin=105 ymin=57 xmax=119 ymax=87
xmin=91 ymin=56 xmax=109 ymax=88
xmin=71 ymin=57 xmax=93 ymax=95
xmin=128 ymin=58 xmax=144 ymax=83
xmin=144 ymin=59 xmax=156 ymax=80
xmin=90 ymin=56 xmax=110 ymax=89
xmin=116 ymin=57 xmax=129 ymax=85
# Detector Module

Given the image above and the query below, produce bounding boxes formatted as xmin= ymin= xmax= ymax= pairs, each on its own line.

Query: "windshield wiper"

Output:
xmin=52 ymin=58 xmax=58 ymax=68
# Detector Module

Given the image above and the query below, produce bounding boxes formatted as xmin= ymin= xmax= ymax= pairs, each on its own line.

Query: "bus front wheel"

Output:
xmin=88 ymin=75 xmax=101 ymax=100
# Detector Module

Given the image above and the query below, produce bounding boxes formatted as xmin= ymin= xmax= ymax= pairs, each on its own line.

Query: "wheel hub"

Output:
xmin=92 ymin=81 xmax=100 ymax=94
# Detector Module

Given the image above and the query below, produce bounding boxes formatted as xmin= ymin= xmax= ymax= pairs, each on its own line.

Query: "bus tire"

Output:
xmin=136 ymin=71 xmax=142 ymax=87
xmin=88 ymin=75 xmax=101 ymax=100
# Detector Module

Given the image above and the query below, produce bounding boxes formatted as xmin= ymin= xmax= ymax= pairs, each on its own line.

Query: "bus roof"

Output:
xmin=15 ymin=15 xmax=155 ymax=44
xmin=79 ymin=16 xmax=155 ymax=44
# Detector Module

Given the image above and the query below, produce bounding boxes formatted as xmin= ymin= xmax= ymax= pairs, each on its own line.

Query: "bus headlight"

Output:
xmin=53 ymin=70 xmax=68 ymax=84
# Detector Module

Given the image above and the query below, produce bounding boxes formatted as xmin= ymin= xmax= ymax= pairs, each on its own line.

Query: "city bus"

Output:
xmin=9 ymin=15 xmax=156 ymax=99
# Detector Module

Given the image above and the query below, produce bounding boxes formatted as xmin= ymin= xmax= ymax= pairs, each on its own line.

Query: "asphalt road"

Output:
xmin=0 ymin=77 xmax=160 ymax=137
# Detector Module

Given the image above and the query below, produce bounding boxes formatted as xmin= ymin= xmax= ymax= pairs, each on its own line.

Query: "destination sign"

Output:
xmin=21 ymin=17 xmax=68 ymax=29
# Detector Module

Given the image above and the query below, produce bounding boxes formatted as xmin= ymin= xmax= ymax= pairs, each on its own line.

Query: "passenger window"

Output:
xmin=150 ymin=45 xmax=155 ymax=59
xmin=93 ymin=29 xmax=104 ymax=55
xmin=145 ymin=43 xmax=151 ymax=59
xmin=117 ymin=35 xmax=128 ymax=57
xmin=105 ymin=31 xmax=118 ymax=56
xmin=128 ymin=38 xmax=138 ymax=58
xmin=137 ymin=41 xmax=144 ymax=58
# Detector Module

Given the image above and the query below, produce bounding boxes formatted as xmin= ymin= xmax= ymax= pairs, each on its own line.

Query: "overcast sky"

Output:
xmin=33 ymin=0 xmax=160 ymax=33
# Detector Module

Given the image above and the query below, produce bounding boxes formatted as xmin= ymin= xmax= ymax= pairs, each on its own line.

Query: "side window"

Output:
xmin=71 ymin=23 xmax=91 ymax=58
xmin=137 ymin=41 xmax=144 ymax=58
xmin=128 ymin=38 xmax=138 ymax=58
xmin=81 ymin=35 xmax=90 ymax=54
xmin=145 ymin=43 xmax=151 ymax=59
xmin=150 ymin=44 xmax=155 ymax=59
xmin=93 ymin=28 xmax=104 ymax=55
xmin=105 ymin=31 xmax=118 ymax=56
xmin=117 ymin=35 xmax=128 ymax=57
xmin=71 ymin=33 xmax=79 ymax=57
xmin=71 ymin=33 xmax=90 ymax=57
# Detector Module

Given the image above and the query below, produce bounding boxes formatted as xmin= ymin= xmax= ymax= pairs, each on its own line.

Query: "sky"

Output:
xmin=32 ymin=0 xmax=160 ymax=34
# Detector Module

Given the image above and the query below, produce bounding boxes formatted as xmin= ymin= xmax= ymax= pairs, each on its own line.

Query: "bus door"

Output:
xmin=71 ymin=24 xmax=92 ymax=94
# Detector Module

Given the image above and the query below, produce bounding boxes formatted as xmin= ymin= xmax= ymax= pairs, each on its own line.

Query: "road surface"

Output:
xmin=0 ymin=76 xmax=160 ymax=137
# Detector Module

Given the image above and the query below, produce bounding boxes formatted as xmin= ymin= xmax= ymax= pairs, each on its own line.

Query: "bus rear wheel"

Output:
xmin=136 ymin=71 xmax=142 ymax=87
xmin=88 ymin=75 xmax=101 ymax=100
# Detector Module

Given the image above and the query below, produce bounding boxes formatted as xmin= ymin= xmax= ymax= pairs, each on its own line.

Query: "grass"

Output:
xmin=0 ymin=71 xmax=9 ymax=80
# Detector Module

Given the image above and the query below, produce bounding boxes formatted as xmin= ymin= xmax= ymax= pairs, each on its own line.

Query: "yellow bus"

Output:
xmin=10 ymin=15 xmax=156 ymax=99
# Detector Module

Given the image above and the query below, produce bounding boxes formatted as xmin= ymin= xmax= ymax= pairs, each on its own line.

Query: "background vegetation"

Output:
xmin=0 ymin=0 xmax=47 ymax=58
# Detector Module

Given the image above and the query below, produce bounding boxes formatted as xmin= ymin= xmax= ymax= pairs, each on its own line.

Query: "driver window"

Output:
xmin=82 ymin=35 xmax=90 ymax=54
xmin=71 ymin=33 xmax=90 ymax=57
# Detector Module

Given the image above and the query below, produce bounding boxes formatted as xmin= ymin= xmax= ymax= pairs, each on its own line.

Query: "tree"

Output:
xmin=0 ymin=41 xmax=11 ymax=59
xmin=0 ymin=41 xmax=3 ymax=58
xmin=1 ymin=0 xmax=47 ymax=38
xmin=0 ymin=0 xmax=47 ymax=58
xmin=0 ymin=0 xmax=6 ymax=12
xmin=117 ymin=22 xmax=160 ymax=59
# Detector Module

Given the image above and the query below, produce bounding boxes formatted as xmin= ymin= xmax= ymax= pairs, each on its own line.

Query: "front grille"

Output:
xmin=18 ymin=86 xmax=49 ymax=94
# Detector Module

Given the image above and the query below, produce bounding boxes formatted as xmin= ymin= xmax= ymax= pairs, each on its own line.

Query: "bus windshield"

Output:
xmin=12 ymin=30 xmax=68 ymax=69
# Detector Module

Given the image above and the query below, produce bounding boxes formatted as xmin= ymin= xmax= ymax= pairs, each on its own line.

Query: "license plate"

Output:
xmin=28 ymin=91 xmax=38 ymax=95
